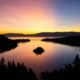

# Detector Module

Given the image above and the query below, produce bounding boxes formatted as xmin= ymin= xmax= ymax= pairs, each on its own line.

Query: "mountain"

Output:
xmin=3 ymin=33 xmax=27 ymax=37
xmin=32 ymin=32 xmax=80 ymax=37
xmin=3 ymin=32 xmax=80 ymax=37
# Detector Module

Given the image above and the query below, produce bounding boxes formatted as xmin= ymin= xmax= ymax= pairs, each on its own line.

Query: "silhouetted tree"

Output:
xmin=0 ymin=58 xmax=37 ymax=80
xmin=41 ymin=54 xmax=80 ymax=80
xmin=73 ymin=54 xmax=80 ymax=66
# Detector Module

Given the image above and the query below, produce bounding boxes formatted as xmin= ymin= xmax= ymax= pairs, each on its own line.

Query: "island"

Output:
xmin=42 ymin=36 xmax=80 ymax=47
xmin=0 ymin=35 xmax=30 ymax=53
xmin=33 ymin=47 xmax=45 ymax=55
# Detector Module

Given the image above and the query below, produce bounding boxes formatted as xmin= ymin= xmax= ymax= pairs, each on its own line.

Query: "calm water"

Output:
xmin=0 ymin=37 xmax=80 ymax=79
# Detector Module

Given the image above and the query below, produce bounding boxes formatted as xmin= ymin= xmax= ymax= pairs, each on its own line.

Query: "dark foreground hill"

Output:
xmin=41 ymin=54 xmax=80 ymax=80
xmin=42 ymin=36 xmax=80 ymax=47
xmin=0 ymin=54 xmax=80 ymax=80
xmin=0 ymin=35 xmax=30 ymax=53
xmin=0 ymin=58 xmax=37 ymax=80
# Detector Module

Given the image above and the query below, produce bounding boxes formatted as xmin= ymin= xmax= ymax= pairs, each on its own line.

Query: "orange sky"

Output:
xmin=0 ymin=0 xmax=80 ymax=34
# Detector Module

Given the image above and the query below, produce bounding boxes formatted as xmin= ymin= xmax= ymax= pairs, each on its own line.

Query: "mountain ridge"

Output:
xmin=2 ymin=32 xmax=80 ymax=37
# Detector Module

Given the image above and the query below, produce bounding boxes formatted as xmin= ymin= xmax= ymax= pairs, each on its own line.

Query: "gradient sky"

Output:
xmin=0 ymin=0 xmax=80 ymax=34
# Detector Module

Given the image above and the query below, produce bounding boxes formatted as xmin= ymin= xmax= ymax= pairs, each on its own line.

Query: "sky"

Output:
xmin=0 ymin=0 xmax=80 ymax=34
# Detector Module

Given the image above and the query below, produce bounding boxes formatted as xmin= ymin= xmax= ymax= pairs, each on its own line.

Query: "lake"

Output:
xmin=0 ymin=37 xmax=80 ymax=79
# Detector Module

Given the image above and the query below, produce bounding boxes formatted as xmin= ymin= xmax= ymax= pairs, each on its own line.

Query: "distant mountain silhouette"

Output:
xmin=3 ymin=32 xmax=80 ymax=37
xmin=42 ymin=36 xmax=80 ymax=47
xmin=4 ymin=33 xmax=27 ymax=37
xmin=33 ymin=32 xmax=80 ymax=37
xmin=0 ymin=35 xmax=30 ymax=53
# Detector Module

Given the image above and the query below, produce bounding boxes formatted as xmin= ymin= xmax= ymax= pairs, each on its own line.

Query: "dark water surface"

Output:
xmin=0 ymin=37 xmax=80 ymax=79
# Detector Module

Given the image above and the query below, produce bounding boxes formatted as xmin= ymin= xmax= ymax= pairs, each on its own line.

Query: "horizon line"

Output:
xmin=0 ymin=31 xmax=80 ymax=35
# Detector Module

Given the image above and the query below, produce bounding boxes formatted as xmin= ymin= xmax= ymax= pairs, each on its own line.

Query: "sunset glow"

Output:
xmin=0 ymin=0 xmax=80 ymax=34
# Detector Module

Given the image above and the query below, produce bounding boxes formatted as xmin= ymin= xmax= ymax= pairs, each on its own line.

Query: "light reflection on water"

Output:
xmin=0 ymin=37 xmax=80 ymax=79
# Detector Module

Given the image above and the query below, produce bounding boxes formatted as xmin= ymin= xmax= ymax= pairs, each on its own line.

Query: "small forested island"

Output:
xmin=42 ymin=36 xmax=80 ymax=47
xmin=33 ymin=47 xmax=45 ymax=55
xmin=0 ymin=35 xmax=30 ymax=53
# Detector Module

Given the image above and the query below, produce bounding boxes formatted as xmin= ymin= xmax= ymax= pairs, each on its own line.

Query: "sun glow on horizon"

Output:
xmin=0 ymin=6 xmax=57 ymax=34
xmin=0 ymin=0 xmax=80 ymax=33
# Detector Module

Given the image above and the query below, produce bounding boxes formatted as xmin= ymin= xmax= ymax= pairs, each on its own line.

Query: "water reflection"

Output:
xmin=0 ymin=37 xmax=80 ymax=79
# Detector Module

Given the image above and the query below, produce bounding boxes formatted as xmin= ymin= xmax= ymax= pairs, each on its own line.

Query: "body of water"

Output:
xmin=0 ymin=37 xmax=80 ymax=79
